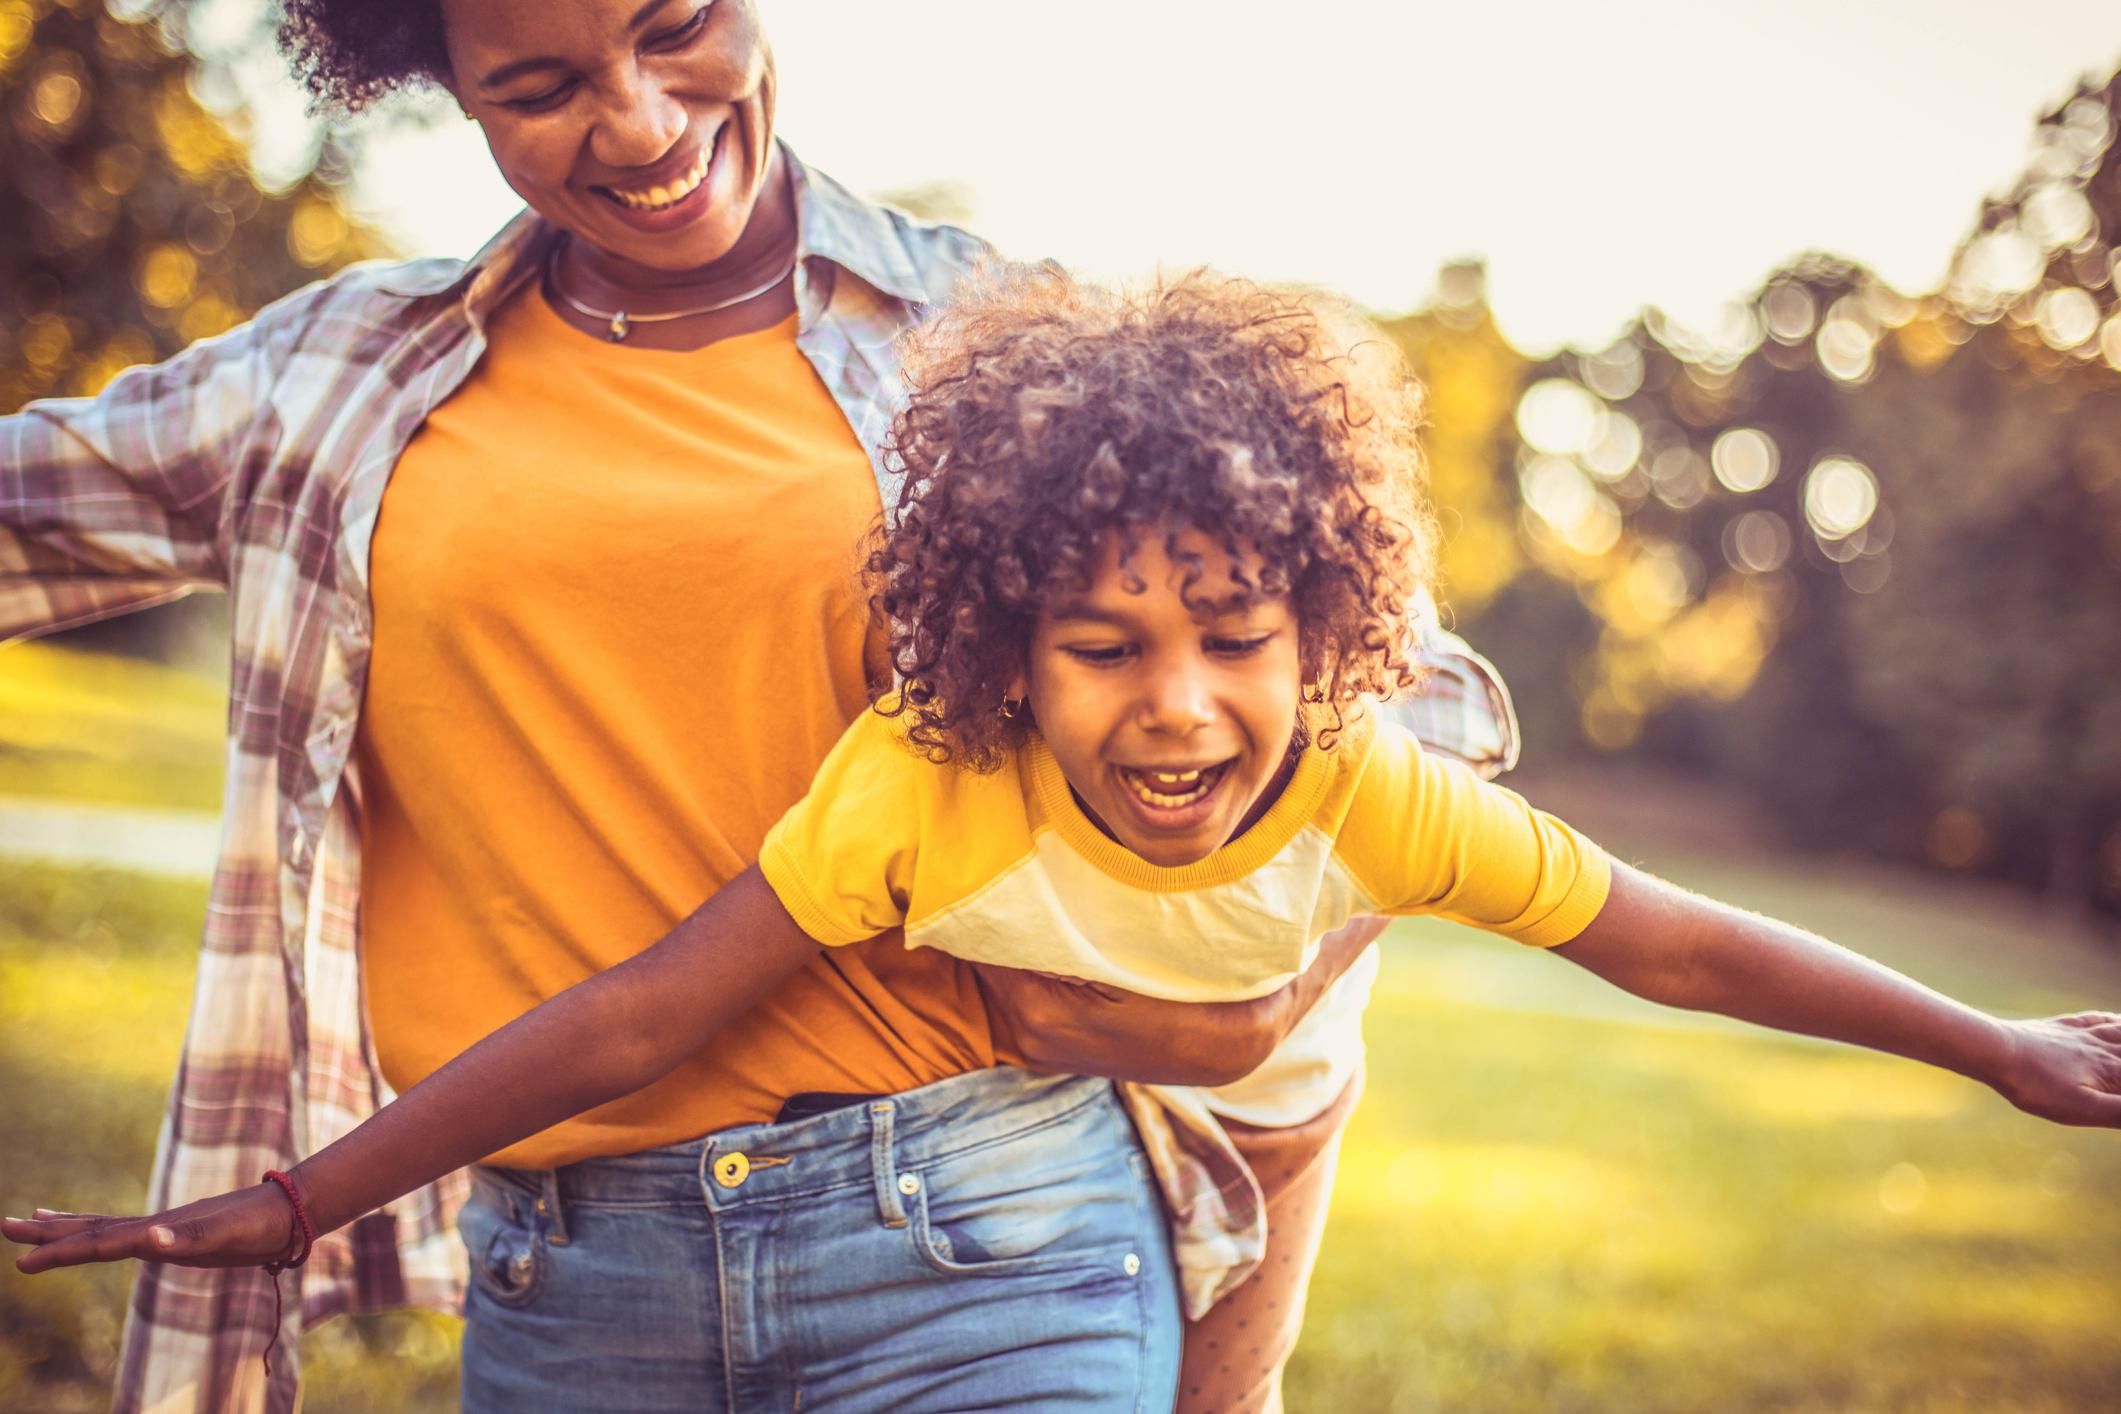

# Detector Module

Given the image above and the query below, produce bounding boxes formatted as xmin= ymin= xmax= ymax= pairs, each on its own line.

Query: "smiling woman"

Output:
xmin=0 ymin=0 xmax=1528 ymax=1411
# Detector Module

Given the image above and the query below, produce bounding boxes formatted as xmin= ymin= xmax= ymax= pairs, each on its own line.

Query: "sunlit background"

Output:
xmin=5 ymin=1 xmax=2121 ymax=1409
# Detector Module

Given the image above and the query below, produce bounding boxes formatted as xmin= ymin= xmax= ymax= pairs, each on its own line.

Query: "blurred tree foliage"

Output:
xmin=1395 ymin=73 xmax=2121 ymax=913
xmin=2 ymin=0 xmax=386 ymax=657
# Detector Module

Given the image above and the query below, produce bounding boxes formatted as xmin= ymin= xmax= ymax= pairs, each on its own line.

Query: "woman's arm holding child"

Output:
xmin=1555 ymin=862 xmax=2121 ymax=1127
xmin=6 ymin=867 xmax=820 ymax=1273
xmin=980 ymin=915 xmax=1392 ymax=1087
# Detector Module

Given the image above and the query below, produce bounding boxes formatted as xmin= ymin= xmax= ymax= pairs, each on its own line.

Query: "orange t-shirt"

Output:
xmin=357 ymin=288 xmax=993 ymax=1169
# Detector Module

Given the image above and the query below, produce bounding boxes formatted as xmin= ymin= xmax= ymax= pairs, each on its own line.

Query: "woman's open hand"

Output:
xmin=6 ymin=1183 xmax=298 ymax=1274
xmin=1992 ymin=1012 xmax=2121 ymax=1127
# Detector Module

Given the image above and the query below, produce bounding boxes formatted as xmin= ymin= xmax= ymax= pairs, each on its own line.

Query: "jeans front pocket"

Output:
xmin=460 ymin=1173 xmax=547 ymax=1309
xmin=909 ymin=1113 xmax=1154 ymax=1280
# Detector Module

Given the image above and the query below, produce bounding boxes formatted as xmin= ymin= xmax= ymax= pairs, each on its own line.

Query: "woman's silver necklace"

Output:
xmin=545 ymin=239 xmax=798 ymax=342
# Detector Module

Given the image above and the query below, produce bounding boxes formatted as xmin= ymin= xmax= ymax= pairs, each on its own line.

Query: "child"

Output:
xmin=10 ymin=272 xmax=2119 ymax=1413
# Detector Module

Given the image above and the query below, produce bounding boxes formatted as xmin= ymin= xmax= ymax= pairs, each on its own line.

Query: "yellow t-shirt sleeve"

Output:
xmin=758 ymin=709 xmax=927 ymax=946
xmin=1336 ymin=723 xmax=1611 ymax=946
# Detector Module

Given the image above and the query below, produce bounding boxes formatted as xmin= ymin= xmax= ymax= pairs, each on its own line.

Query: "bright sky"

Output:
xmin=338 ymin=0 xmax=2121 ymax=354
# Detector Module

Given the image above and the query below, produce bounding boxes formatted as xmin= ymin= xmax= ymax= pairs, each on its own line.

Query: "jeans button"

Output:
xmin=713 ymin=1151 xmax=750 ymax=1189
xmin=1122 ymin=1252 xmax=1142 ymax=1276
xmin=897 ymin=1173 xmax=921 ymax=1196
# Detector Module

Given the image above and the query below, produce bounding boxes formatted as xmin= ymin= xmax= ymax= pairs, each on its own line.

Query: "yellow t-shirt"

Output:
xmin=357 ymin=289 xmax=994 ymax=1169
xmin=761 ymin=704 xmax=1611 ymax=1125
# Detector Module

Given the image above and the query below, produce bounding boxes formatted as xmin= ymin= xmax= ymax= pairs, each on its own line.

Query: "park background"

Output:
xmin=4 ymin=0 xmax=2120 ymax=1407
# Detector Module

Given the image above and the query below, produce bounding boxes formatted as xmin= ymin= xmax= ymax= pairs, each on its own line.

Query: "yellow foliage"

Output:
xmin=1388 ymin=310 xmax=1530 ymax=614
xmin=177 ymin=294 xmax=243 ymax=344
xmin=0 ymin=0 xmax=34 ymax=75
xmin=19 ymin=313 xmax=73 ymax=371
xmin=69 ymin=329 xmax=154 ymax=396
xmin=135 ymin=243 xmax=197 ymax=308
xmin=288 ymin=198 xmax=349 ymax=268
xmin=152 ymin=73 xmax=243 ymax=178
xmin=1895 ymin=312 xmax=1964 ymax=371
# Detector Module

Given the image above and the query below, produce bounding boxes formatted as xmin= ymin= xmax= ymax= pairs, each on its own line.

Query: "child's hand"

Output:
xmin=5 ymin=1183 xmax=299 ymax=1274
xmin=1994 ymin=1012 xmax=2121 ymax=1127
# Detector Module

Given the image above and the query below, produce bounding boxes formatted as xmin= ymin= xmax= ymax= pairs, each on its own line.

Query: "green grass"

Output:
xmin=4 ymin=860 xmax=2115 ymax=1411
xmin=1287 ymin=919 xmax=2121 ymax=1412
xmin=0 ymin=863 xmax=460 ymax=1413
xmin=0 ymin=642 xmax=225 ymax=811
xmin=3 ymin=642 xmax=2116 ymax=1408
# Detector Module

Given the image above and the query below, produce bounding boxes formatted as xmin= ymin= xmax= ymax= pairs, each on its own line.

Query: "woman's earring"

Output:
xmin=996 ymin=695 xmax=1027 ymax=721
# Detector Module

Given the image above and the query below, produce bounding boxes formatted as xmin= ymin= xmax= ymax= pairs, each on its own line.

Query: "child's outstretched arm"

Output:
xmin=5 ymin=866 xmax=820 ymax=1274
xmin=1554 ymin=862 xmax=2121 ymax=1128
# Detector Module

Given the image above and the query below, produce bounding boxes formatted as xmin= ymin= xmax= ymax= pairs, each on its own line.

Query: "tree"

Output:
xmin=2 ymin=0 xmax=387 ymax=659
xmin=1445 ymin=66 xmax=2121 ymax=910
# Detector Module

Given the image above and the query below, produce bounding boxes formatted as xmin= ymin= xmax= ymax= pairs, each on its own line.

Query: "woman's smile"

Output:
xmin=594 ymin=136 xmax=712 ymax=214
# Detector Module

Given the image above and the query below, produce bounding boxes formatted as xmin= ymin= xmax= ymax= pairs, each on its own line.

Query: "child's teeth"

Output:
xmin=1124 ymin=767 xmax=1212 ymax=808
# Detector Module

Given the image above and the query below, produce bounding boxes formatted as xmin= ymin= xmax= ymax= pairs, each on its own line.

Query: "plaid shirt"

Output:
xmin=1 ymin=152 xmax=1517 ymax=1413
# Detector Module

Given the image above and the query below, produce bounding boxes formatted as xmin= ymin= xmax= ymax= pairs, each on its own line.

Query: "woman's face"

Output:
xmin=439 ymin=0 xmax=777 ymax=272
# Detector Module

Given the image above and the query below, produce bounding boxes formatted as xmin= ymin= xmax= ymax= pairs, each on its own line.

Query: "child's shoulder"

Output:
xmin=1305 ymin=702 xmax=1400 ymax=823
xmin=1313 ymin=701 xmax=1469 ymax=833
xmin=826 ymin=702 xmax=1029 ymax=805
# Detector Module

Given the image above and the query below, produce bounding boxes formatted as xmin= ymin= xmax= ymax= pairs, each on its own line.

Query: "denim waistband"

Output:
xmin=481 ymin=1067 xmax=1120 ymax=1217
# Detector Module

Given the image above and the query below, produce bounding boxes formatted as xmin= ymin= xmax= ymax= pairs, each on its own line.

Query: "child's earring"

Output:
xmin=997 ymin=694 xmax=1027 ymax=721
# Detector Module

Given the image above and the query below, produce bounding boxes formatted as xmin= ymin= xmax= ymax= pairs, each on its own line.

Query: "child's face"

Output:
xmin=1025 ymin=525 xmax=1304 ymax=867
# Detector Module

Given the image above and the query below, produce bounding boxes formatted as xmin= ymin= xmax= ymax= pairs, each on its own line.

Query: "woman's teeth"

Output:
xmin=1120 ymin=765 xmax=1219 ymax=808
xmin=606 ymin=149 xmax=710 ymax=211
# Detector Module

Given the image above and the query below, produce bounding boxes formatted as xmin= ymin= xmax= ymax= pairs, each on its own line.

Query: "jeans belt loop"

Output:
xmin=868 ymin=1101 xmax=908 ymax=1229
xmin=540 ymin=1167 xmax=573 ymax=1247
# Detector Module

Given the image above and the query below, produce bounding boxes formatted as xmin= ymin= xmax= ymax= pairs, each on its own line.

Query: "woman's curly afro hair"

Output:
xmin=277 ymin=0 xmax=452 ymax=112
xmin=871 ymin=267 xmax=1437 ymax=771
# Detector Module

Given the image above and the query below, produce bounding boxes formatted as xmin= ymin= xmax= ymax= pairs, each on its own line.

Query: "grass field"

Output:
xmin=4 ymin=642 xmax=2118 ymax=1409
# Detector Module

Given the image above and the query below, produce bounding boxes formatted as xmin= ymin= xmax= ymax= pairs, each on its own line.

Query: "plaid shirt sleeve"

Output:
xmin=1398 ymin=586 xmax=1521 ymax=781
xmin=0 ymin=290 xmax=314 ymax=643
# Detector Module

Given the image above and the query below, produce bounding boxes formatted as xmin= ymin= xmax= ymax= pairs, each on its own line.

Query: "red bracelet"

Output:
xmin=261 ymin=1170 xmax=314 ymax=1273
xmin=257 ymin=1170 xmax=315 ymax=1379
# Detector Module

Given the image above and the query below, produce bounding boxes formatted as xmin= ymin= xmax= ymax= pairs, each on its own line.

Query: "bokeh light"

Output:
xmin=1803 ymin=456 xmax=1881 ymax=540
xmin=1956 ymin=229 xmax=2045 ymax=308
xmin=1646 ymin=445 xmax=1711 ymax=510
xmin=2020 ymin=183 xmax=2095 ymax=249
xmin=1515 ymin=378 xmax=1602 ymax=456
xmin=1722 ymin=510 xmax=1792 ymax=574
xmin=1710 ymin=427 xmax=1779 ymax=493
xmin=2035 ymin=286 xmax=2100 ymax=350
xmin=1520 ymin=453 xmax=1622 ymax=556
xmin=1816 ymin=311 xmax=1877 ymax=383
xmin=1578 ymin=341 xmax=1644 ymax=400
xmin=1761 ymin=283 xmax=1816 ymax=344
xmin=1581 ymin=409 xmax=1642 ymax=480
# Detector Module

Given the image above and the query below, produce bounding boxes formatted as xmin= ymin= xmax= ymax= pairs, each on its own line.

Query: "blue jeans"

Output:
xmin=457 ymin=1067 xmax=1182 ymax=1411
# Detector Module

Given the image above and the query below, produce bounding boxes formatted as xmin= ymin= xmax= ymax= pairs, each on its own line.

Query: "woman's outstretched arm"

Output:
xmin=6 ymin=865 xmax=819 ymax=1273
xmin=1553 ymin=861 xmax=2121 ymax=1128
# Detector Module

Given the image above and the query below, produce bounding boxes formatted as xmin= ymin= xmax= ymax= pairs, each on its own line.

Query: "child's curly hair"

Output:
xmin=870 ymin=267 xmax=1436 ymax=770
